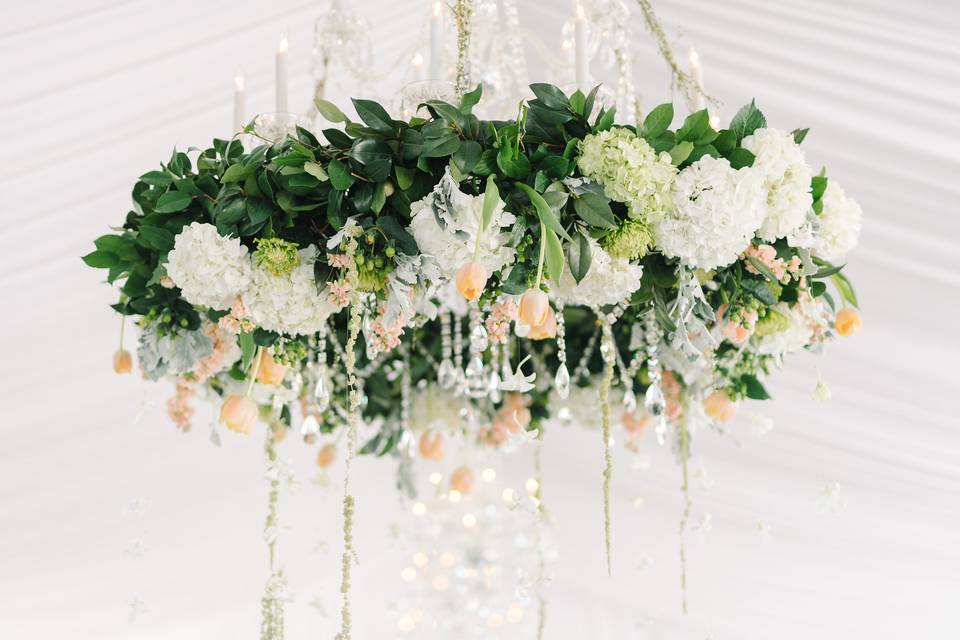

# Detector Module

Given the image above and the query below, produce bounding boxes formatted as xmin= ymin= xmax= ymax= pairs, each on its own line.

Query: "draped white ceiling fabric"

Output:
xmin=2 ymin=1 xmax=959 ymax=638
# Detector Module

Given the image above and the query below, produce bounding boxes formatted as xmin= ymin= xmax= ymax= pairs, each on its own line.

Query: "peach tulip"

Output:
xmin=418 ymin=431 xmax=444 ymax=460
xmin=255 ymin=349 xmax=287 ymax=386
xmin=622 ymin=411 xmax=651 ymax=434
xmin=703 ymin=390 xmax=737 ymax=423
xmin=450 ymin=466 xmax=475 ymax=495
xmin=527 ymin=306 xmax=557 ymax=340
xmin=834 ymin=308 xmax=861 ymax=337
xmin=455 ymin=261 xmax=488 ymax=301
xmin=518 ymin=288 xmax=549 ymax=327
xmin=316 ymin=443 xmax=337 ymax=469
xmin=113 ymin=349 xmax=133 ymax=374
xmin=219 ymin=394 xmax=258 ymax=434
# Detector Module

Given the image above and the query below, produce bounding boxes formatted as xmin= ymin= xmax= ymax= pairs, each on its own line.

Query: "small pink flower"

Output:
xmin=328 ymin=281 xmax=351 ymax=309
xmin=167 ymin=379 xmax=195 ymax=431
xmin=218 ymin=297 xmax=252 ymax=334
xmin=327 ymin=253 xmax=352 ymax=269
xmin=485 ymin=298 xmax=518 ymax=344
xmin=160 ymin=275 xmax=175 ymax=289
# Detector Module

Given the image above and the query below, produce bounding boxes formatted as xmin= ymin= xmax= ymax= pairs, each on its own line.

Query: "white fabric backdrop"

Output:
xmin=2 ymin=1 xmax=959 ymax=638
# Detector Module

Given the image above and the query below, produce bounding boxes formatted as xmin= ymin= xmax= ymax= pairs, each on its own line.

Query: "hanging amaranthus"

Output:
xmin=599 ymin=316 xmax=615 ymax=576
xmin=453 ymin=0 xmax=474 ymax=95
xmin=678 ymin=402 xmax=692 ymax=615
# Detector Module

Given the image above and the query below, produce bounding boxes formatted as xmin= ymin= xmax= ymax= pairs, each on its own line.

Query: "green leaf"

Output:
xmin=567 ymin=230 xmax=592 ymax=284
xmin=246 ymin=198 xmax=274 ymax=225
xmin=642 ymin=103 xmax=674 ymax=138
xmin=729 ymin=99 xmax=767 ymax=144
xmin=741 ymin=278 xmax=778 ymax=305
xmin=812 ymin=262 xmax=845 ymax=279
xmin=351 ymin=98 xmax=394 ymax=136
xmin=746 ymin=256 xmax=778 ymax=282
xmin=713 ymin=129 xmax=736 ymax=154
xmin=516 ymin=183 xmax=571 ymax=241
xmin=742 ymin=374 xmax=772 ymax=400
xmin=315 ymin=98 xmax=349 ymax=123
xmin=496 ymin=148 xmax=531 ymax=180
xmin=220 ymin=163 xmax=251 ymax=184
xmin=239 ymin=331 xmax=256 ymax=371
xmin=543 ymin=227 xmax=565 ymax=283
xmin=675 ymin=109 xmax=710 ymax=142
xmin=328 ymin=159 xmax=355 ymax=190
xmin=727 ymin=147 xmax=756 ymax=169
xmin=572 ymin=192 xmax=616 ymax=229
xmin=831 ymin=272 xmax=859 ymax=308
xmin=529 ymin=83 xmax=569 ymax=110
xmin=394 ymin=166 xmax=415 ymax=191
xmin=582 ymin=85 xmax=600 ymax=121
xmin=452 ymin=140 xmax=482 ymax=174
xmin=668 ymin=141 xmax=694 ymax=165
xmin=140 ymin=170 xmax=173 ymax=187
xmin=480 ymin=175 xmax=499 ymax=232
xmin=422 ymin=133 xmax=461 ymax=158
xmin=81 ymin=250 xmax=118 ymax=269
xmin=138 ymin=225 xmax=176 ymax=252
xmin=154 ymin=190 xmax=192 ymax=213
xmin=379 ymin=216 xmax=418 ymax=254
xmin=811 ymin=175 xmax=828 ymax=201
xmin=593 ymin=106 xmax=616 ymax=132
xmin=303 ymin=161 xmax=328 ymax=182
xmin=541 ymin=155 xmax=570 ymax=180
xmin=792 ymin=127 xmax=809 ymax=144
xmin=371 ymin=181 xmax=387 ymax=214
xmin=459 ymin=84 xmax=483 ymax=113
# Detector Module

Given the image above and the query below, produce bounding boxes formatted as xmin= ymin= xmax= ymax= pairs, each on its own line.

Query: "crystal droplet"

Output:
xmin=488 ymin=370 xmax=502 ymax=403
xmin=301 ymin=414 xmax=320 ymax=437
xmin=654 ymin=416 xmax=668 ymax=446
xmin=644 ymin=383 xmax=665 ymax=417
xmin=313 ymin=374 xmax=331 ymax=411
xmin=622 ymin=388 xmax=637 ymax=413
xmin=465 ymin=356 xmax=487 ymax=398
xmin=437 ymin=358 xmax=457 ymax=389
xmin=554 ymin=363 xmax=571 ymax=400
xmin=470 ymin=323 xmax=489 ymax=353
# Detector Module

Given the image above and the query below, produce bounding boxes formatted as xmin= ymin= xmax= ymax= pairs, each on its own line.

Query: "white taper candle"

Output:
xmin=276 ymin=34 xmax=289 ymax=113
xmin=429 ymin=1 xmax=443 ymax=80
xmin=233 ymin=75 xmax=246 ymax=133
xmin=574 ymin=3 xmax=589 ymax=85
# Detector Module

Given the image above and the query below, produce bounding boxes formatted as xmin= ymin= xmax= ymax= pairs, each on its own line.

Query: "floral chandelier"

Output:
xmin=84 ymin=1 xmax=863 ymax=637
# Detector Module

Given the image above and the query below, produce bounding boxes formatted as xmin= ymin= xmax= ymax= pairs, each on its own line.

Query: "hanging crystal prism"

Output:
xmin=554 ymin=301 xmax=570 ymax=399
xmin=464 ymin=304 xmax=488 ymax=398
xmin=437 ymin=311 xmax=456 ymax=389
xmin=301 ymin=414 xmax=320 ymax=444
xmin=622 ymin=387 xmax=637 ymax=412
xmin=642 ymin=312 xmax=668 ymax=445
xmin=314 ymin=328 xmax=331 ymax=411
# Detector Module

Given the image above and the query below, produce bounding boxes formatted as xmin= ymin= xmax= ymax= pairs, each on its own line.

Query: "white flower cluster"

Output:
xmin=552 ymin=237 xmax=644 ymax=308
xmin=244 ymin=246 xmax=337 ymax=336
xmin=652 ymin=156 xmax=765 ymax=270
xmin=815 ymin=180 xmax=863 ymax=261
xmin=751 ymin=299 xmax=827 ymax=359
xmin=165 ymin=222 xmax=252 ymax=310
xmin=407 ymin=170 xmax=516 ymax=280
xmin=577 ymin=128 xmax=677 ymax=220
xmin=742 ymin=128 xmax=813 ymax=241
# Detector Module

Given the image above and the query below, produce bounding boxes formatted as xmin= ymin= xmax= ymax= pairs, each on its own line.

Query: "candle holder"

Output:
xmin=399 ymin=80 xmax=457 ymax=119
xmin=253 ymin=112 xmax=305 ymax=144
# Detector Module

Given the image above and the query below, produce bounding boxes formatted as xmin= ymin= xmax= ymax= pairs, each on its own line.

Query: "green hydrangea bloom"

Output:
xmin=602 ymin=219 xmax=655 ymax=260
xmin=254 ymin=238 xmax=301 ymax=276
xmin=753 ymin=308 xmax=789 ymax=337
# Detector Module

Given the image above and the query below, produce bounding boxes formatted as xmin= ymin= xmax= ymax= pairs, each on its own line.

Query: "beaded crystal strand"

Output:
xmin=553 ymin=301 xmax=570 ymax=399
xmin=643 ymin=312 xmax=668 ymax=444
xmin=465 ymin=302 xmax=489 ymax=398
xmin=437 ymin=311 xmax=456 ymax=389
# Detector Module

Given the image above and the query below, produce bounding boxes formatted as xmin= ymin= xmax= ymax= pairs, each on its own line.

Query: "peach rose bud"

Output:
xmin=113 ymin=349 xmax=133 ymax=374
xmin=456 ymin=261 xmax=488 ymax=301
xmin=703 ymin=389 xmax=737 ymax=423
xmin=418 ymin=431 xmax=444 ymax=460
xmin=316 ymin=443 xmax=337 ymax=469
xmin=527 ymin=306 xmax=557 ymax=340
xmin=256 ymin=349 xmax=287 ymax=386
xmin=450 ymin=466 xmax=475 ymax=495
xmin=219 ymin=395 xmax=258 ymax=434
xmin=834 ymin=308 xmax=861 ymax=337
xmin=518 ymin=288 xmax=550 ymax=327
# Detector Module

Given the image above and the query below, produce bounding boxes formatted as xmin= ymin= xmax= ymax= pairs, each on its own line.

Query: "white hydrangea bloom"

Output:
xmin=165 ymin=222 xmax=252 ymax=310
xmin=244 ymin=246 xmax=337 ymax=336
xmin=653 ymin=156 xmax=765 ymax=270
xmin=407 ymin=170 xmax=516 ymax=281
xmin=577 ymin=127 xmax=677 ymax=220
xmin=742 ymin=128 xmax=813 ymax=241
xmin=551 ymin=237 xmax=643 ymax=307
xmin=815 ymin=180 xmax=863 ymax=261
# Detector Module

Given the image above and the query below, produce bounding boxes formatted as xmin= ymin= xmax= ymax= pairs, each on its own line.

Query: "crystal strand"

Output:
xmin=553 ymin=301 xmax=570 ymax=399
xmin=400 ymin=345 xmax=411 ymax=433
xmin=313 ymin=326 xmax=331 ymax=411
xmin=465 ymin=303 xmax=488 ymax=398
xmin=452 ymin=312 xmax=465 ymax=394
xmin=615 ymin=341 xmax=637 ymax=413
xmin=488 ymin=336 xmax=502 ymax=403
xmin=437 ymin=311 xmax=456 ymax=389
xmin=572 ymin=326 xmax=600 ymax=383
xmin=598 ymin=313 xmax=616 ymax=576
xmin=500 ymin=340 xmax=511 ymax=382
xmin=643 ymin=312 xmax=667 ymax=444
